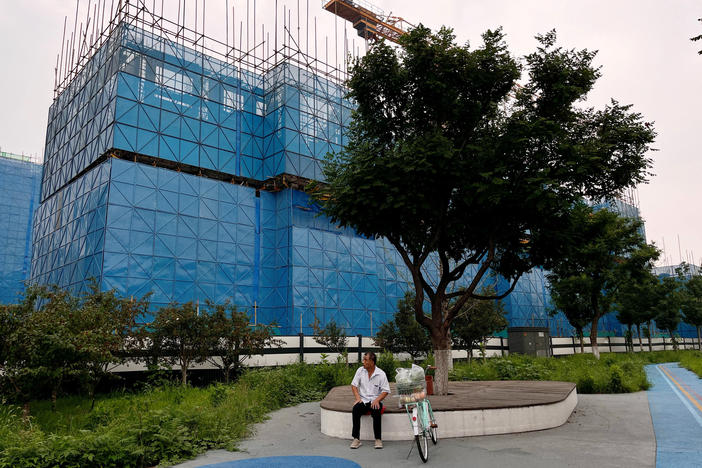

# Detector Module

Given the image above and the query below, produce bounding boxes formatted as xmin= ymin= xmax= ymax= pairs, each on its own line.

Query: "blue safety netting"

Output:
xmin=0 ymin=154 xmax=42 ymax=304
xmin=30 ymin=20 xmax=673 ymax=337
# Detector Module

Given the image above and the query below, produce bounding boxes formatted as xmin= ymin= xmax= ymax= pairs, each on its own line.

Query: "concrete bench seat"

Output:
xmin=320 ymin=381 xmax=577 ymax=440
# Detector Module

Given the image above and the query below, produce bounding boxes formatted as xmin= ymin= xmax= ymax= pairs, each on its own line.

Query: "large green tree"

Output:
xmin=312 ymin=26 xmax=655 ymax=393
xmin=547 ymin=204 xmax=659 ymax=359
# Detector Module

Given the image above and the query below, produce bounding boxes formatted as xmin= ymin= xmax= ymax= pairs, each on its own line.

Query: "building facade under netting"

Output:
xmin=0 ymin=151 xmax=42 ymax=304
xmin=30 ymin=8 xmax=553 ymax=335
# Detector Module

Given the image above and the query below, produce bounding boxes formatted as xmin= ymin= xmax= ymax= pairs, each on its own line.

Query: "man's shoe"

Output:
xmin=375 ymin=439 xmax=383 ymax=449
xmin=350 ymin=438 xmax=362 ymax=449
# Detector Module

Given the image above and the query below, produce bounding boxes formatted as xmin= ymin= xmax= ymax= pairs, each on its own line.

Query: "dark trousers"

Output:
xmin=351 ymin=401 xmax=383 ymax=440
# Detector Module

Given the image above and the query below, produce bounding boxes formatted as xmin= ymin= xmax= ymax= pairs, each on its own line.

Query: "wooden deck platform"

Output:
xmin=321 ymin=381 xmax=576 ymax=412
xmin=320 ymin=381 xmax=578 ymax=440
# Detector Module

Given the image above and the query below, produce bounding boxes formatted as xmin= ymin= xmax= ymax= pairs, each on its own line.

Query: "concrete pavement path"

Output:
xmin=174 ymin=392 xmax=655 ymax=468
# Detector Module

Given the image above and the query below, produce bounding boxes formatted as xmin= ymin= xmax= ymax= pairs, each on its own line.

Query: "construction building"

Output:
xmin=0 ymin=151 xmax=42 ymax=305
xmin=22 ymin=1 xmax=560 ymax=336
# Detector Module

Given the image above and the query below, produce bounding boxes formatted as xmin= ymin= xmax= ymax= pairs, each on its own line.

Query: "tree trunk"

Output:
xmin=590 ymin=314 xmax=601 ymax=359
xmin=467 ymin=344 xmax=473 ymax=363
xmin=224 ymin=367 xmax=231 ymax=384
xmin=89 ymin=386 xmax=96 ymax=411
xmin=181 ymin=365 xmax=188 ymax=386
xmin=647 ymin=320 xmax=653 ymax=352
xmin=637 ymin=324 xmax=643 ymax=352
xmin=446 ymin=340 xmax=454 ymax=372
xmin=578 ymin=329 xmax=585 ymax=353
xmin=698 ymin=326 xmax=701 ymax=351
xmin=434 ymin=349 xmax=451 ymax=395
xmin=669 ymin=329 xmax=678 ymax=350
xmin=22 ymin=402 xmax=30 ymax=421
xmin=627 ymin=324 xmax=633 ymax=352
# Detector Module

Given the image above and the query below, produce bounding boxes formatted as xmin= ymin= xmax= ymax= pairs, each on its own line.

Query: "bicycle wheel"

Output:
xmin=415 ymin=433 xmax=429 ymax=463
xmin=427 ymin=404 xmax=438 ymax=444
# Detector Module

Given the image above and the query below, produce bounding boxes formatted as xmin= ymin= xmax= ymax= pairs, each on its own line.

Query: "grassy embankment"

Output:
xmin=2 ymin=351 xmax=701 ymax=467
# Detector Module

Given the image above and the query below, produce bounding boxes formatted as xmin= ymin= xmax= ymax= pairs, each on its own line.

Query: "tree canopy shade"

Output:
xmin=311 ymin=26 xmax=655 ymax=394
xmin=547 ymin=204 xmax=659 ymax=359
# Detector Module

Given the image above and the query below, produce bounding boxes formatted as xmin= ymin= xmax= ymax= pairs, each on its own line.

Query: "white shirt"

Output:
xmin=351 ymin=366 xmax=391 ymax=403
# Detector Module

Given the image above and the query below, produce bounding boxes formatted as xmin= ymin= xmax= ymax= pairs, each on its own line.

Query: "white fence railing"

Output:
xmin=112 ymin=334 xmax=701 ymax=372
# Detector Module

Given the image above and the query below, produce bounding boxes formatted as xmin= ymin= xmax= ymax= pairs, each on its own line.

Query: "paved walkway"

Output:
xmin=645 ymin=363 xmax=702 ymax=467
xmin=174 ymin=392 xmax=655 ymax=468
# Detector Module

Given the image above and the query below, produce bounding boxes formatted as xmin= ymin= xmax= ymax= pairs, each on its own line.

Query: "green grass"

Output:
xmin=449 ymin=350 xmax=702 ymax=393
xmin=0 ymin=362 xmax=355 ymax=468
xmin=679 ymin=350 xmax=702 ymax=377
xmin=3 ymin=351 xmax=701 ymax=467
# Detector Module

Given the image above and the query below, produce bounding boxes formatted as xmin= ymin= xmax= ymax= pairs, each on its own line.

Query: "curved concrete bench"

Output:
xmin=320 ymin=381 xmax=577 ymax=441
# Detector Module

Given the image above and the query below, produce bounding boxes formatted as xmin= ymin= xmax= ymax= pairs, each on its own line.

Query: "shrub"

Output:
xmin=377 ymin=351 xmax=399 ymax=381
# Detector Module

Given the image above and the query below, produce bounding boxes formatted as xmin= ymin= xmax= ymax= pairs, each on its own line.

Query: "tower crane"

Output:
xmin=323 ymin=0 xmax=414 ymax=44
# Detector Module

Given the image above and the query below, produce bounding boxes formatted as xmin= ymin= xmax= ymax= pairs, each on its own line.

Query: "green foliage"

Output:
xmin=615 ymin=270 xmax=660 ymax=351
xmin=311 ymin=24 xmax=655 ymax=390
xmin=680 ymin=273 xmax=702 ymax=349
xmin=653 ymin=271 xmax=687 ymax=346
xmin=147 ymin=302 xmax=209 ymax=386
xmin=203 ymin=302 xmax=282 ymax=383
xmin=451 ymin=287 xmax=508 ymax=360
xmin=310 ymin=319 xmax=348 ymax=357
xmin=679 ymin=351 xmax=702 ymax=377
xmin=373 ymin=292 xmax=431 ymax=359
xmin=547 ymin=203 xmax=659 ymax=358
xmin=448 ymin=351 xmax=702 ymax=393
xmin=0 ymin=362 xmax=357 ymax=467
xmin=376 ymin=351 xmax=400 ymax=382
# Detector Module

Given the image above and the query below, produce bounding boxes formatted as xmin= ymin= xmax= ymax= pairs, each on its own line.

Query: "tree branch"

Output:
xmin=470 ymin=276 xmax=521 ymax=300
xmin=445 ymin=241 xmax=496 ymax=324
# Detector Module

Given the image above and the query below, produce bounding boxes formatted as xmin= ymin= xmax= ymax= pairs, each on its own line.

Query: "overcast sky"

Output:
xmin=0 ymin=0 xmax=700 ymax=267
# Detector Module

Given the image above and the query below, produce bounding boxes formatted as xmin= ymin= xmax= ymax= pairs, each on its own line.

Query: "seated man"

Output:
xmin=350 ymin=351 xmax=391 ymax=449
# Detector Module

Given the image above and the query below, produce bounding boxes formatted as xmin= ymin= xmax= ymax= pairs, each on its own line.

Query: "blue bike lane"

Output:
xmin=645 ymin=363 xmax=702 ymax=467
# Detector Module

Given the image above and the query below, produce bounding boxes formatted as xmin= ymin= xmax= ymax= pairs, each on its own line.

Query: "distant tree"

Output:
xmin=374 ymin=292 xmax=432 ymax=360
xmin=654 ymin=271 xmax=686 ymax=349
xmin=74 ymin=283 xmax=149 ymax=408
xmin=311 ymin=25 xmax=655 ymax=394
xmin=0 ymin=286 xmax=44 ymax=418
xmin=311 ymin=318 xmax=348 ymax=363
xmin=549 ymin=276 xmax=593 ymax=353
xmin=615 ymin=271 xmax=660 ymax=352
xmin=451 ymin=287 xmax=507 ymax=362
xmin=0 ymin=285 xmax=85 ymax=413
xmin=148 ymin=302 xmax=208 ymax=386
xmin=681 ymin=274 xmax=702 ymax=350
xmin=204 ymin=302 xmax=282 ymax=383
xmin=547 ymin=204 xmax=659 ymax=359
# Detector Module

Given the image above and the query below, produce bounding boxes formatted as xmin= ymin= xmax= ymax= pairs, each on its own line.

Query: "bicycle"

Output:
xmin=397 ymin=367 xmax=438 ymax=463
